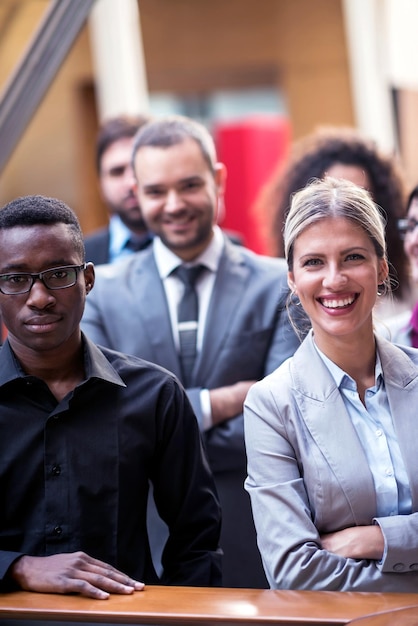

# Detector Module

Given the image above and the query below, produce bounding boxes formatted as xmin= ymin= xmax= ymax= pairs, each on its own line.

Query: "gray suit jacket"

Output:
xmin=82 ymin=238 xmax=301 ymax=588
xmin=244 ymin=331 xmax=418 ymax=592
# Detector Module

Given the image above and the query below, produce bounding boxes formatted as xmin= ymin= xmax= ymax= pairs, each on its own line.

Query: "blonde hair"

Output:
xmin=284 ymin=177 xmax=391 ymax=292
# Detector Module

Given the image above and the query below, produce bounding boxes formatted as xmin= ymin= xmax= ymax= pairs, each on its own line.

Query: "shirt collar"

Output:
xmin=0 ymin=334 xmax=126 ymax=389
xmin=108 ymin=215 xmax=133 ymax=256
xmin=312 ymin=338 xmax=383 ymax=391
xmin=153 ymin=225 xmax=224 ymax=279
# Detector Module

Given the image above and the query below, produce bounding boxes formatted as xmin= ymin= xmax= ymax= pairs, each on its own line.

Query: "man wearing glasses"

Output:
xmin=0 ymin=194 xmax=222 ymax=598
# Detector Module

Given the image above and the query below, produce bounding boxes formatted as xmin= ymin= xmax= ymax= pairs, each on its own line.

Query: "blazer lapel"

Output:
xmin=292 ymin=334 xmax=377 ymax=523
xmin=131 ymin=251 xmax=181 ymax=378
xmin=194 ymin=244 xmax=250 ymax=382
xmin=377 ymin=336 xmax=418 ymax=509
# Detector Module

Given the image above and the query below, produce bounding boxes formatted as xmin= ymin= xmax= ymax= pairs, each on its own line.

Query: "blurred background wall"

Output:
xmin=1 ymin=0 xmax=418 ymax=251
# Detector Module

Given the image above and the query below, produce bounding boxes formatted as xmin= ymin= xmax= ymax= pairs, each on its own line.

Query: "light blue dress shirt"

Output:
xmin=108 ymin=215 xmax=151 ymax=263
xmin=314 ymin=342 xmax=412 ymax=518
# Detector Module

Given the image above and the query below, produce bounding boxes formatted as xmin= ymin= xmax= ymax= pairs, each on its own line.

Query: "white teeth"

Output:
xmin=321 ymin=296 xmax=355 ymax=309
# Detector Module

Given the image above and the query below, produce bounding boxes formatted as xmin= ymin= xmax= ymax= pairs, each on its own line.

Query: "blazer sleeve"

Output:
xmin=194 ymin=278 xmax=302 ymax=474
xmin=374 ymin=514 xmax=418 ymax=573
xmin=243 ymin=371 xmax=418 ymax=592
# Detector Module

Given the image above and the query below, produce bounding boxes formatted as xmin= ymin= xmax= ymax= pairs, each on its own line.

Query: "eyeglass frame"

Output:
xmin=398 ymin=218 xmax=418 ymax=240
xmin=0 ymin=263 xmax=87 ymax=295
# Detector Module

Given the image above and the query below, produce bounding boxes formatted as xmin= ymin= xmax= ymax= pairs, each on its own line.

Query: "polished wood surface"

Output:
xmin=0 ymin=586 xmax=417 ymax=625
xmin=348 ymin=606 xmax=418 ymax=625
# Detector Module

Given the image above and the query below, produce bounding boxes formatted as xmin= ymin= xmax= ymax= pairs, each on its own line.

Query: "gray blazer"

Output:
xmin=82 ymin=238 xmax=301 ymax=588
xmin=244 ymin=331 xmax=418 ymax=592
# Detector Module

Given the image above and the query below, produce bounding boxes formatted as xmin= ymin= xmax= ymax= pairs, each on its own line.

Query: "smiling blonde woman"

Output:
xmin=244 ymin=177 xmax=418 ymax=592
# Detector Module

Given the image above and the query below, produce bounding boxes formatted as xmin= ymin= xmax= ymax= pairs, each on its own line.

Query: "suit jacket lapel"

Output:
xmin=376 ymin=336 xmax=418 ymax=509
xmin=131 ymin=251 xmax=181 ymax=378
xmin=291 ymin=334 xmax=377 ymax=523
xmin=194 ymin=243 xmax=250 ymax=382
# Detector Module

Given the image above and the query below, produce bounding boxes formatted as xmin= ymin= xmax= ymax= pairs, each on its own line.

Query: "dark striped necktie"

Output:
xmin=175 ymin=264 xmax=206 ymax=386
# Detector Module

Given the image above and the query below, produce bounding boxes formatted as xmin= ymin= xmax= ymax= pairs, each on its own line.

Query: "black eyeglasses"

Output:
xmin=398 ymin=218 xmax=418 ymax=239
xmin=0 ymin=264 xmax=87 ymax=295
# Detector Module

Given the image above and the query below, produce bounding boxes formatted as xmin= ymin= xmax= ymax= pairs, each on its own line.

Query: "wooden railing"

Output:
xmin=0 ymin=586 xmax=417 ymax=625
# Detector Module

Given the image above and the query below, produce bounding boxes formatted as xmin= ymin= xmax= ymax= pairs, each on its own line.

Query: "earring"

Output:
xmin=291 ymin=291 xmax=301 ymax=306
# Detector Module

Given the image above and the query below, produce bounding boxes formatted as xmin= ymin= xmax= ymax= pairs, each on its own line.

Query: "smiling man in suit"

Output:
xmin=81 ymin=115 xmax=301 ymax=588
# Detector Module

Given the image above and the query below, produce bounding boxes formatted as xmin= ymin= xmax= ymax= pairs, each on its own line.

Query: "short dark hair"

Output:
xmin=0 ymin=195 xmax=85 ymax=261
xmin=96 ymin=114 xmax=150 ymax=173
xmin=132 ymin=115 xmax=218 ymax=175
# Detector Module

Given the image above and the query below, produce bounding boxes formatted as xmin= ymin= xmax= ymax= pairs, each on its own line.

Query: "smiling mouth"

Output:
xmin=319 ymin=294 xmax=358 ymax=309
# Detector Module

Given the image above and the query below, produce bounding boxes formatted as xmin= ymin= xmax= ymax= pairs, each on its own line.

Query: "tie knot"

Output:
xmin=175 ymin=264 xmax=205 ymax=288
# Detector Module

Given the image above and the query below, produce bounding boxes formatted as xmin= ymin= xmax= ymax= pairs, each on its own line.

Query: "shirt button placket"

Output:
xmin=45 ymin=413 xmax=68 ymax=550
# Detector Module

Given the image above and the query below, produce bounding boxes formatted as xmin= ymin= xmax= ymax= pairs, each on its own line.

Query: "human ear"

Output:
xmin=378 ymin=258 xmax=389 ymax=285
xmin=214 ymin=162 xmax=227 ymax=195
xmin=287 ymin=272 xmax=296 ymax=293
xmin=84 ymin=262 xmax=95 ymax=293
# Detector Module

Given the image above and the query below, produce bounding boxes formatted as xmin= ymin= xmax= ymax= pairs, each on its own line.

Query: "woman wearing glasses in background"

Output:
xmin=387 ymin=185 xmax=418 ymax=346
xmin=244 ymin=177 xmax=418 ymax=592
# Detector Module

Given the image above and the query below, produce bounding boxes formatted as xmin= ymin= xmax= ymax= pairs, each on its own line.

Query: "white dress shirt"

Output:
xmin=153 ymin=226 xmax=225 ymax=430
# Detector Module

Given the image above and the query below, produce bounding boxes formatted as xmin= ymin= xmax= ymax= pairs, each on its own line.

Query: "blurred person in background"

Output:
xmin=386 ymin=185 xmax=418 ymax=345
xmin=255 ymin=126 xmax=410 ymax=317
xmin=84 ymin=114 xmax=152 ymax=265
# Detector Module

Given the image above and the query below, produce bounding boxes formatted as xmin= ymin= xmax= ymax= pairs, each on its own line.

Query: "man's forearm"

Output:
xmin=209 ymin=381 xmax=255 ymax=426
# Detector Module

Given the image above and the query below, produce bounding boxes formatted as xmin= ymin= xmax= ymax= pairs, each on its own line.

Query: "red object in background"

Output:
xmin=214 ymin=115 xmax=291 ymax=255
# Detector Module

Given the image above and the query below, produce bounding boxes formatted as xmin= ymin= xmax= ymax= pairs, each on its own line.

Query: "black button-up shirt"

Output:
xmin=0 ymin=335 xmax=222 ymax=587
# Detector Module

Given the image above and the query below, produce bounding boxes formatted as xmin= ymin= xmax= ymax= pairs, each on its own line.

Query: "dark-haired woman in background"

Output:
xmin=255 ymin=126 xmax=410 ymax=316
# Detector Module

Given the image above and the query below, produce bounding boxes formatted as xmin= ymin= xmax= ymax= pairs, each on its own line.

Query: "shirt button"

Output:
xmin=53 ymin=526 xmax=62 ymax=536
xmin=375 ymin=429 xmax=383 ymax=437
xmin=52 ymin=465 xmax=61 ymax=476
xmin=385 ymin=468 xmax=393 ymax=477
xmin=393 ymin=563 xmax=405 ymax=572
xmin=409 ymin=563 xmax=418 ymax=571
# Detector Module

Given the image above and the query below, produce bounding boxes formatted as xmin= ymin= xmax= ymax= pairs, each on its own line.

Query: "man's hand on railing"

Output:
xmin=8 ymin=552 xmax=145 ymax=599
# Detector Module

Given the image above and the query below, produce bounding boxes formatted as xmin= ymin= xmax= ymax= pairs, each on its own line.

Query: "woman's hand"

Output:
xmin=320 ymin=525 xmax=384 ymax=560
